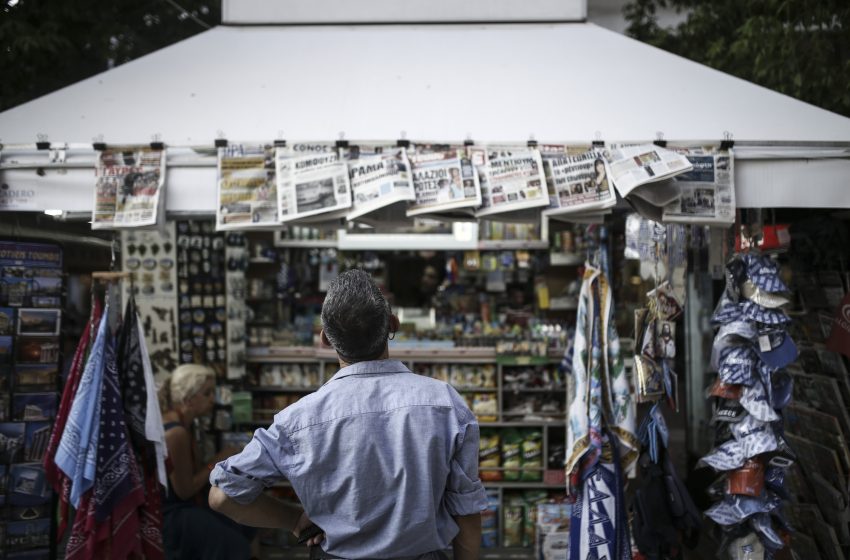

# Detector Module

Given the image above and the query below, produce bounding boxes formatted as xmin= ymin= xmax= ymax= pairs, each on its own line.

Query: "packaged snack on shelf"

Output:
xmin=432 ymin=364 xmax=450 ymax=383
xmin=502 ymin=429 xmax=523 ymax=481
xmin=534 ymin=502 xmax=571 ymax=560
xmin=503 ymin=495 xmax=525 ymax=547
xmin=302 ymin=363 xmax=321 ymax=386
xmin=450 ymin=365 xmax=465 ymax=387
xmin=472 ymin=393 xmax=498 ymax=422
xmin=231 ymin=391 xmax=253 ymax=424
xmin=523 ymin=490 xmax=550 ymax=549
xmin=481 ymin=491 xmax=500 ymax=548
xmin=521 ymin=430 xmax=544 ymax=481
xmin=479 ymin=430 xmax=502 ymax=481
xmin=481 ymin=364 xmax=497 ymax=388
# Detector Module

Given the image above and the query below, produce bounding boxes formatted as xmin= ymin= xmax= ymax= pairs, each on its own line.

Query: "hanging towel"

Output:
xmin=45 ymin=302 xmax=102 ymax=538
xmin=56 ymin=308 xmax=109 ymax=508
xmin=137 ymin=312 xmax=168 ymax=488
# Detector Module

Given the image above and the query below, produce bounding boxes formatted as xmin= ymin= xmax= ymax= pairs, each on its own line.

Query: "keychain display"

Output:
xmin=122 ymin=224 xmax=178 ymax=377
xmin=176 ymin=221 xmax=228 ymax=373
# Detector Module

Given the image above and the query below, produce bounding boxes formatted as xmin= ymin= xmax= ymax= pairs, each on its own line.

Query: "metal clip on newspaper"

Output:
xmin=92 ymin=133 xmax=106 ymax=151
xmin=36 ymin=133 xmax=50 ymax=151
xmin=397 ymin=132 xmax=410 ymax=148
xmin=150 ymin=133 xmax=164 ymax=151
xmin=653 ymin=131 xmax=667 ymax=148
xmin=215 ymin=130 xmax=228 ymax=148
xmin=720 ymin=131 xmax=735 ymax=151
xmin=527 ymin=135 xmax=538 ymax=148
xmin=592 ymin=131 xmax=604 ymax=148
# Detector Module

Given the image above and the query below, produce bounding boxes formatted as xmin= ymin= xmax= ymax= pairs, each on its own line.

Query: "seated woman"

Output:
xmin=159 ymin=364 xmax=256 ymax=560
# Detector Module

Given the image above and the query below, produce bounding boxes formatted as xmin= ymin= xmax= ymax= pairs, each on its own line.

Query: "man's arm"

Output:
xmin=209 ymin=486 xmax=301 ymax=529
xmin=209 ymin=488 xmax=325 ymax=545
xmin=452 ymin=513 xmax=481 ymax=560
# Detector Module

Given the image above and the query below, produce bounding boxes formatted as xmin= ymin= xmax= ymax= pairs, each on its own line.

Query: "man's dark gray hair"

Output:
xmin=321 ymin=269 xmax=391 ymax=362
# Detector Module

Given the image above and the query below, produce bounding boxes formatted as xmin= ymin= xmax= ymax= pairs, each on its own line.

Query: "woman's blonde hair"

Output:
xmin=159 ymin=364 xmax=215 ymax=411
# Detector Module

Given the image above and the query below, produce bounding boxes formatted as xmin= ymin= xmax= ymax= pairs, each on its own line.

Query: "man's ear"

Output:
xmin=320 ymin=329 xmax=331 ymax=348
xmin=389 ymin=314 xmax=400 ymax=334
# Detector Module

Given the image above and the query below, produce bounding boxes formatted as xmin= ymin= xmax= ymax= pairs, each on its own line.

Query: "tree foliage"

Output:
xmin=624 ymin=0 xmax=850 ymax=118
xmin=0 ymin=0 xmax=220 ymax=112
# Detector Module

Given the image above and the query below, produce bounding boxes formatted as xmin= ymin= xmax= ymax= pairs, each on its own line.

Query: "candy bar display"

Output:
xmin=0 ymin=241 xmax=62 ymax=559
xmin=699 ymin=252 xmax=798 ymax=558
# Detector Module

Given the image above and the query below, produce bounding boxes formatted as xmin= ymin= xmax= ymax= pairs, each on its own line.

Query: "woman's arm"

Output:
xmin=164 ymin=426 xmax=213 ymax=500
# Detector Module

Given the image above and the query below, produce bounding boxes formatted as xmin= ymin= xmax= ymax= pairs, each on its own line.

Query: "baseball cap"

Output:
xmin=707 ymin=378 xmax=743 ymax=400
xmin=705 ymin=492 xmax=782 ymax=526
xmin=712 ymin=397 xmax=747 ymax=424
xmin=740 ymin=301 xmax=791 ymax=326
xmin=718 ymin=345 xmax=759 ymax=386
xmin=742 ymin=254 xmax=789 ymax=293
xmin=701 ymin=415 xmax=779 ymax=471
xmin=711 ymin=321 xmax=758 ymax=370
xmin=750 ymin=513 xmax=785 ymax=551
xmin=755 ymin=329 xmax=798 ymax=369
xmin=741 ymin=280 xmax=790 ymax=309
xmin=712 ymin=294 xmax=744 ymax=325
xmin=726 ymin=532 xmax=765 ymax=560
xmin=740 ymin=380 xmax=780 ymax=423
xmin=770 ymin=371 xmax=793 ymax=410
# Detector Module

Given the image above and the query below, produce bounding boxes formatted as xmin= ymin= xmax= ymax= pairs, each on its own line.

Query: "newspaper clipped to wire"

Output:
xmin=605 ymin=143 xmax=693 ymax=198
xmin=216 ymin=144 xmax=278 ymax=230
xmin=345 ymin=145 xmax=415 ymax=221
xmin=276 ymin=143 xmax=352 ymax=223
xmin=662 ymin=148 xmax=735 ymax=224
xmin=92 ymin=147 xmax=165 ymax=229
xmin=407 ymin=146 xmax=481 ymax=217
xmin=541 ymin=147 xmax=616 ymax=217
xmin=474 ymin=147 xmax=549 ymax=218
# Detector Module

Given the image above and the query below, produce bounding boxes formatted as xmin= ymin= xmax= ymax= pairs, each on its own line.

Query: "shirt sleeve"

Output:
xmin=444 ymin=390 xmax=488 ymax=517
xmin=209 ymin=412 xmax=296 ymax=505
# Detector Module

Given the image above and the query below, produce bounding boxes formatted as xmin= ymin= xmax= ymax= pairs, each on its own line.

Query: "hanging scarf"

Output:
xmin=138 ymin=311 xmax=168 ymax=487
xmin=66 ymin=332 xmax=148 ymax=560
xmin=118 ymin=298 xmax=152 ymax=465
xmin=565 ymin=264 xmax=637 ymax=560
xmin=566 ymin=265 xmax=638 ymax=482
xmin=56 ymin=308 xmax=109 ymax=507
xmin=45 ymin=302 xmax=102 ymax=538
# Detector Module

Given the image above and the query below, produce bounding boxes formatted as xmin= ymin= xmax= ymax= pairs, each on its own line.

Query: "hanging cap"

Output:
xmin=718 ymin=345 xmax=759 ymax=386
xmin=726 ymin=532 xmax=766 ymax=560
xmin=740 ymin=380 xmax=780 ymax=423
xmin=702 ymin=415 xmax=779 ymax=471
xmin=711 ymin=321 xmax=758 ymax=370
xmin=755 ymin=329 xmax=798 ymax=369
xmin=708 ymin=378 xmax=744 ymax=400
xmin=712 ymin=294 xmax=744 ymax=325
xmin=712 ymin=397 xmax=747 ymax=424
xmin=740 ymin=301 xmax=791 ymax=326
xmin=742 ymin=254 xmax=789 ymax=293
xmin=706 ymin=493 xmax=782 ymax=527
xmin=741 ymin=280 xmax=790 ymax=309
xmin=770 ymin=370 xmax=793 ymax=410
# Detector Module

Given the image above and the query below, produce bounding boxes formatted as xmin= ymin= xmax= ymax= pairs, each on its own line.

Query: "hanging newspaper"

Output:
xmin=407 ymin=146 xmax=481 ymax=217
xmin=216 ymin=144 xmax=278 ymax=230
xmin=542 ymin=148 xmax=616 ymax=217
xmin=276 ymin=144 xmax=352 ymax=223
xmin=475 ymin=147 xmax=549 ymax=218
xmin=345 ymin=146 xmax=415 ymax=221
xmin=662 ymin=149 xmax=735 ymax=224
xmin=92 ymin=147 xmax=165 ymax=229
xmin=605 ymin=143 xmax=693 ymax=198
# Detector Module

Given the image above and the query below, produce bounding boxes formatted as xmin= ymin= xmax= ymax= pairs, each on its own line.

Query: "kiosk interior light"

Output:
xmin=43 ymin=209 xmax=63 ymax=217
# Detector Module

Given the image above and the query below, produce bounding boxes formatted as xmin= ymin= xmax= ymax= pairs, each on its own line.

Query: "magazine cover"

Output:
xmin=276 ymin=144 xmax=352 ymax=223
xmin=406 ymin=146 xmax=481 ymax=217
xmin=475 ymin=147 xmax=549 ymax=218
xmin=345 ymin=146 xmax=415 ymax=221
xmin=662 ymin=149 xmax=735 ymax=224
xmin=92 ymin=147 xmax=165 ymax=229
xmin=216 ymin=144 xmax=278 ymax=230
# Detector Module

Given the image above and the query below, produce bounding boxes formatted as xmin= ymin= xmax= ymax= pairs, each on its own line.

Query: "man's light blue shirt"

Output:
xmin=211 ymin=359 xmax=487 ymax=558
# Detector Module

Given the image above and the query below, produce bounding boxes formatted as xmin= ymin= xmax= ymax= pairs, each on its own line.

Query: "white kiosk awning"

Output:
xmin=1 ymin=23 xmax=849 ymax=211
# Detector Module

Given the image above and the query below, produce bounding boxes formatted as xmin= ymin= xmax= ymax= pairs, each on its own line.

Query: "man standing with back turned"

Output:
xmin=209 ymin=269 xmax=486 ymax=559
